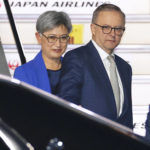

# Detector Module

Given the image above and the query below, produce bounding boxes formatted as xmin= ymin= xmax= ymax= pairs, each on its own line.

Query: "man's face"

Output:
xmin=91 ymin=10 xmax=125 ymax=54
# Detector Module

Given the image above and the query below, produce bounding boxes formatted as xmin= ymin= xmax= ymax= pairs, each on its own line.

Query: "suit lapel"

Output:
xmin=86 ymin=41 xmax=109 ymax=83
xmin=115 ymin=56 xmax=128 ymax=116
xmin=33 ymin=51 xmax=51 ymax=93
xmin=85 ymin=41 xmax=117 ymax=113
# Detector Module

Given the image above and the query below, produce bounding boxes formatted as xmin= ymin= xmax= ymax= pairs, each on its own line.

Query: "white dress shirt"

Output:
xmin=92 ymin=40 xmax=124 ymax=116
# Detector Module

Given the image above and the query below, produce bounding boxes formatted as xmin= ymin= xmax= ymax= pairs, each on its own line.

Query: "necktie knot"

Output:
xmin=107 ymin=55 xmax=115 ymax=64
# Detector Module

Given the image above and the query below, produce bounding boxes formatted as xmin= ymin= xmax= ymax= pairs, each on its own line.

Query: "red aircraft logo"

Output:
xmin=8 ymin=60 xmax=20 ymax=70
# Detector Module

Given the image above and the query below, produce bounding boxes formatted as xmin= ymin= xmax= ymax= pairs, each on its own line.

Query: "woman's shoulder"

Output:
xmin=17 ymin=51 xmax=42 ymax=70
xmin=18 ymin=59 xmax=34 ymax=69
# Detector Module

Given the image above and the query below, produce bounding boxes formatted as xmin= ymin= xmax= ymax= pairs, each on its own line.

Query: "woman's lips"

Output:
xmin=53 ymin=49 xmax=62 ymax=53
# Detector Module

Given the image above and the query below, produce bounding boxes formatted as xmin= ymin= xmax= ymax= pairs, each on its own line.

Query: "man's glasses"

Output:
xmin=41 ymin=33 xmax=70 ymax=43
xmin=94 ymin=23 xmax=125 ymax=36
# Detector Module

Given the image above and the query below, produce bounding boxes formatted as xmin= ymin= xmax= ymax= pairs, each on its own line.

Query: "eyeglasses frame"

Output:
xmin=93 ymin=23 xmax=125 ymax=35
xmin=40 ymin=33 xmax=70 ymax=43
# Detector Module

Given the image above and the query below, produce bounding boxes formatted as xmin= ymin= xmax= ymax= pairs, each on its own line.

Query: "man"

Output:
xmin=57 ymin=3 xmax=133 ymax=129
xmin=145 ymin=111 xmax=150 ymax=141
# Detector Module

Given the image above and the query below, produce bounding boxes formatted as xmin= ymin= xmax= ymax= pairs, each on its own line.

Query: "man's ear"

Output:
xmin=90 ymin=23 xmax=96 ymax=36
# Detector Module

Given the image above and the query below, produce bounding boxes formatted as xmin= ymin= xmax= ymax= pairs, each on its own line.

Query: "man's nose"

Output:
xmin=110 ymin=28 xmax=115 ymax=36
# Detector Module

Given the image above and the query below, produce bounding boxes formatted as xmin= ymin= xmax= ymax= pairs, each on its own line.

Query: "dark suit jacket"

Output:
xmin=14 ymin=51 xmax=51 ymax=93
xmin=145 ymin=111 xmax=150 ymax=141
xmin=57 ymin=41 xmax=133 ymax=129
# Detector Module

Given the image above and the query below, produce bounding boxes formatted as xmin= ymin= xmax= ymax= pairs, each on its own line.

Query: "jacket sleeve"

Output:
xmin=145 ymin=111 xmax=150 ymax=141
xmin=57 ymin=51 xmax=83 ymax=105
xmin=13 ymin=66 xmax=28 ymax=82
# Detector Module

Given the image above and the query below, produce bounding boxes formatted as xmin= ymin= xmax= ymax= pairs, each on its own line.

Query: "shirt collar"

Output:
xmin=91 ymin=40 xmax=115 ymax=61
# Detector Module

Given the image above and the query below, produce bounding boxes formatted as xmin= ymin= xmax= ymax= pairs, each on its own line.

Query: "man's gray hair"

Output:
xmin=92 ymin=3 xmax=125 ymax=24
xmin=36 ymin=11 xmax=72 ymax=34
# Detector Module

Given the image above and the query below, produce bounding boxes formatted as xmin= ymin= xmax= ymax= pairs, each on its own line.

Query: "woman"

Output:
xmin=13 ymin=11 xmax=72 ymax=94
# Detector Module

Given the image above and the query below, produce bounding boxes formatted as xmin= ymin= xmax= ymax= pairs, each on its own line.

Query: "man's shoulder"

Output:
xmin=115 ymin=54 xmax=131 ymax=66
xmin=70 ymin=44 xmax=87 ymax=52
xmin=65 ymin=42 xmax=91 ymax=56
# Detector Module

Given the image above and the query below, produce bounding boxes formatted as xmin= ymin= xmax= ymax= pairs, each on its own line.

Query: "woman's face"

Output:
xmin=36 ymin=25 xmax=69 ymax=61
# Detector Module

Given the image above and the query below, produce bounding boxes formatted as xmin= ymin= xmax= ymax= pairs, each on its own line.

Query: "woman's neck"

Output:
xmin=44 ymin=56 xmax=61 ymax=70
